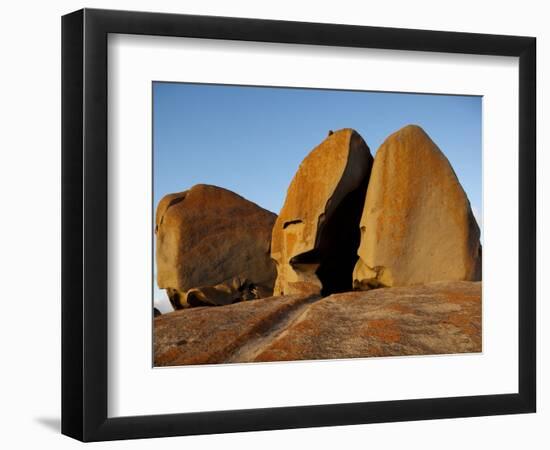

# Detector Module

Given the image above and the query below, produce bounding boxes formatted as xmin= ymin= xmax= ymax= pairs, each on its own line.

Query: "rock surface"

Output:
xmin=156 ymin=184 xmax=277 ymax=309
xmin=154 ymin=294 xmax=316 ymax=366
xmin=154 ymin=281 xmax=481 ymax=365
xmin=271 ymin=129 xmax=373 ymax=297
xmin=353 ymin=125 xmax=481 ymax=290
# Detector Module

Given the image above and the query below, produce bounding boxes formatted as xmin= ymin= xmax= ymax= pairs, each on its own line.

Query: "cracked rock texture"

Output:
xmin=154 ymin=294 xmax=314 ymax=366
xmin=271 ymin=129 xmax=373 ymax=297
xmin=154 ymin=281 xmax=481 ymax=366
xmin=155 ymin=184 xmax=277 ymax=309
xmin=353 ymin=125 xmax=482 ymax=290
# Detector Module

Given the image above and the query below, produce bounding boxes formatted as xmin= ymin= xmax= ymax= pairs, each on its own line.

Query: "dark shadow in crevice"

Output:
xmin=283 ymin=219 xmax=303 ymax=229
xmin=289 ymin=176 xmax=370 ymax=296
xmin=167 ymin=288 xmax=183 ymax=310
xmin=315 ymin=176 xmax=370 ymax=296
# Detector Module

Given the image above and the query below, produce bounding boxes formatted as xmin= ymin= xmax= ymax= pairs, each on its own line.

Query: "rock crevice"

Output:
xmin=271 ymin=128 xmax=373 ymax=297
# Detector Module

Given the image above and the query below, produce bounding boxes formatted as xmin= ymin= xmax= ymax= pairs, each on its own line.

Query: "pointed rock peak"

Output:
xmin=380 ymin=124 xmax=439 ymax=153
xmin=392 ymin=124 xmax=428 ymax=137
xmin=325 ymin=128 xmax=363 ymax=143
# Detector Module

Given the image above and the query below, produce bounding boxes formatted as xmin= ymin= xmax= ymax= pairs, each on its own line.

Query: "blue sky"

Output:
xmin=153 ymin=82 xmax=482 ymax=310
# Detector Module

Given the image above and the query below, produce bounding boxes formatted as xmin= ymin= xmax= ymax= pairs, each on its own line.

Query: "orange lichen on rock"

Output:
xmin=153 ymin=294 xmax=316 ymax=366
xmin=363 ymin=319 xmax=401 ymax=343
xmin=154 ymin=281 xmax=481 ymax=366
xmin=252 ymin=281 xmax=481 ymax=362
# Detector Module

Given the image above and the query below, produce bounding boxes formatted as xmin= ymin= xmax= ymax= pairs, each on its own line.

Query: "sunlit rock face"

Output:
xmin=353 ymin=125 xmax=482 ymax=290
xmin=154 ymin=281 xmax=482 ymax=366
xmin=270 ymin=129 xmax=374 ymax=296
xmin=156 ymin=184 xmax=277 ymax=309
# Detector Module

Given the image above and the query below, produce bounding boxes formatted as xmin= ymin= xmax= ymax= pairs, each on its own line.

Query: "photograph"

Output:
xmin=152 ymin=82 xmax=483 ymax=367
xmin=0 ymin=0 xmax=542 ymax=446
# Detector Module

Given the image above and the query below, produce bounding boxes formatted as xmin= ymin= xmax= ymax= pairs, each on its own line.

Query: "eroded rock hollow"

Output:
xmin=271 ymin=129 xmax=373 ymax=296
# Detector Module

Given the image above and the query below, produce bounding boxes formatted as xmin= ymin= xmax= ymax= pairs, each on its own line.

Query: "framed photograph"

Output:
xmin=61 ymin=8 xmax=536 ymax=442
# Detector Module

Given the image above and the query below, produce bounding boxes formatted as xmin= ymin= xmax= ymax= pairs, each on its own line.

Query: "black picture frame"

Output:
xmin=61 ymin=8 xmax=536 ymax=442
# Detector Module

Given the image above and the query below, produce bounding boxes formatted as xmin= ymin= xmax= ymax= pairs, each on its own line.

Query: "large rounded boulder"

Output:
xmin=353 ymin=125 xmax=482 ymax=289
xmin=156 ymin=184 xmax=277 ymax=308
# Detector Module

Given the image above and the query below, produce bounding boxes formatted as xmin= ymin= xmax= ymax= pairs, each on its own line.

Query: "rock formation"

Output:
xmin=353 ymin=125 xmax=482 ymax=290
xmin=156 ymin=184 xmax=277 ymax=309
xmin=271 ymin=129 xmax=373 ymax=296
xmin=154 ymin=281 xmax=481 ymax=366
